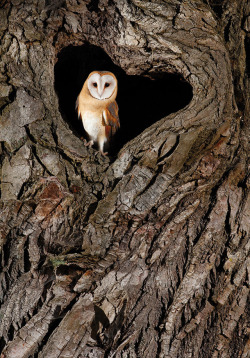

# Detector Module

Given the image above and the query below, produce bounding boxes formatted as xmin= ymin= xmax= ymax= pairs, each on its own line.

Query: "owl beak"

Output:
xmin=98 ymin=88 xmax=104 ymax=99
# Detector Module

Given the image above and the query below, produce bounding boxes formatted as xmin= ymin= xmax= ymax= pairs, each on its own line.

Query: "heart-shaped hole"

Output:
xmin=54 ymin=44 xmax=193 ymax=156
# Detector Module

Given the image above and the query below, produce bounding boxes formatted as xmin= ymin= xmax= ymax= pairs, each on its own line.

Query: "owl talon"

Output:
xmin=100 ymin=151 xmax=108 ymax=156
xmin=85 ymin=140 xmax=94 ymax=147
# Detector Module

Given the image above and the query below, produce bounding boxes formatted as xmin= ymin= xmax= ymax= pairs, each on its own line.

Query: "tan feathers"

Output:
xmin=76 ymin=71 xmax=119 ymax=155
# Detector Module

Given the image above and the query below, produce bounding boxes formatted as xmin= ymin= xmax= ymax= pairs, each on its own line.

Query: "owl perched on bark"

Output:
xmin=76 ymin=71 xmax=120 ymax=155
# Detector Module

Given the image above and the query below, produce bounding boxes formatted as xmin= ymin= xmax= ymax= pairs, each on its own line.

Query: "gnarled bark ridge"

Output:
xmin=0 ymin=1 xmax=249 ymax=357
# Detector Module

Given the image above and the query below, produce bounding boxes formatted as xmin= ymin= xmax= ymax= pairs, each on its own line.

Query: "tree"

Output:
xmin=0 ymin=0 xmax=249 ymax=357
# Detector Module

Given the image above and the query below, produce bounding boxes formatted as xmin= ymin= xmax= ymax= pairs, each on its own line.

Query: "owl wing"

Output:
xmin=75 ymin=96 xmax=81 ymax=119
xmin=102 ymin=101 xmax=120 ymax=139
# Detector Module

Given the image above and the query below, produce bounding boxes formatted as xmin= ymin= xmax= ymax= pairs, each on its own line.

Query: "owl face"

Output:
xmin=87 ymin=72 xmax=117 ymax=100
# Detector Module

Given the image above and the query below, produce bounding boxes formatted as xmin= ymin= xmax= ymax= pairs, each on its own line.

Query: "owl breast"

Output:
xmin=82 ymin=111 xmax=105 ymax=141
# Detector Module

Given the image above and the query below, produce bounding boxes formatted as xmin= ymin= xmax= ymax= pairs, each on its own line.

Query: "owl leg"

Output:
xmin=98 ymin=137 xmax=108 ymax=156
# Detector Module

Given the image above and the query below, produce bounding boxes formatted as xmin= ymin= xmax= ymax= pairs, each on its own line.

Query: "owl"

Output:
xmin=76 ymin=71 xmax=120 ymax=155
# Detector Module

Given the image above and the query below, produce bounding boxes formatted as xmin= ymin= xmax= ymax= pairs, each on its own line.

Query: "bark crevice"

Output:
xmin=0 ymin=0 xmax=249 ymax=357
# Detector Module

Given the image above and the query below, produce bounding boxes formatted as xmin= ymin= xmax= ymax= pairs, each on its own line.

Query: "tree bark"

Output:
xmin=0 ymin=0 xmax=249 ymax=357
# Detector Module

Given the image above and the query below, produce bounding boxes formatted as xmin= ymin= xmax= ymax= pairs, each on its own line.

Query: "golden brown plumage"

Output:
xmin=76 ymin=71 xmax=120 ymax=155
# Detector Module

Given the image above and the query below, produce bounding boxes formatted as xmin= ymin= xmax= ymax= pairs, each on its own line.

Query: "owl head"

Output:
xmin=87 ymin=71 xmax=117 ymax=100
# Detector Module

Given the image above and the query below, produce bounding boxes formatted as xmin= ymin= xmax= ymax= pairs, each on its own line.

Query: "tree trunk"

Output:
xmin=0 ymin=0 xmax=249 ymax=357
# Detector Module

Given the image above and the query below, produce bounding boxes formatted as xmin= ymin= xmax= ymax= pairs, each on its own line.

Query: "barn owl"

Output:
xmin=76 ymin=71 xmax=120 ymax=155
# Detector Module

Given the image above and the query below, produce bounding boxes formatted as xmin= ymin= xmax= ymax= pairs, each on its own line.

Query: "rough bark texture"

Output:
xmin=0 ymin=0 xmax=249 ymax=357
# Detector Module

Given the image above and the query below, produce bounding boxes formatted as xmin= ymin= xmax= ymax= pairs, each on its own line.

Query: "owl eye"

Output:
xmin=105 ymin=83 xmax=110 ymax=88
xmin=93 ymin=82 xmax=97 ymax=88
